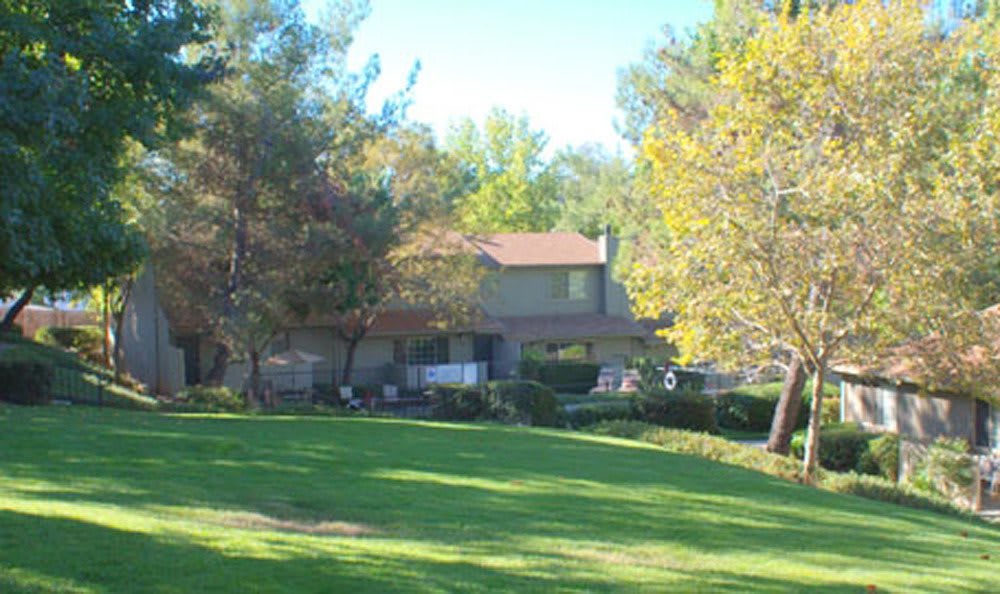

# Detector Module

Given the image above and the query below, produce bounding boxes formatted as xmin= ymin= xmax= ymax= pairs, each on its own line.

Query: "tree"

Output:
xmin=629 ymin=0 xmax=999 ymax=481
xmin=448 ymin=108 xmax=558 ymax=233
xmin=552 ymin=145 xmax=632 ymax=239
xmin=148 ymin=0 xmax=384 ymax=404
xmin=0 ymin=0 xmax=216 ymax=331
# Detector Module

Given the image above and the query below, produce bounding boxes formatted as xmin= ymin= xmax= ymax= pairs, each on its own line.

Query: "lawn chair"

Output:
xmin=619 ymin=369 xmax=640 ymax=393
xmin=589 ymin=367 xmax=617 ymax=394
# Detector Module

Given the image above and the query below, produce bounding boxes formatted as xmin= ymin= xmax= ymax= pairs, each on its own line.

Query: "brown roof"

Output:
xmin=469 ymin=232 xmax=602 ymax=267
xmin=496 ymin=313 xmax=654 ymax=342
xmin=834 ymin=305 xmax=1000 ymax=398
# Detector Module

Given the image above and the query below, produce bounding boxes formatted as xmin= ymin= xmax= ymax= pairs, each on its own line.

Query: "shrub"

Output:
xmin=589 ymin=420 xmax=969 ymax=517
xmin=635 ymin=388 xmax=718 ymax=433
xmin=0 ymin=322 xmax=24 ymax=339
xmin=791 ymin=423 xmax=879 ymax=473
xmin=565 ymin=400 xmax=636 ymax=429
xmin=429 ymin=383 xmax=485 ymax=421
xmin=821 ymin=395 xmax=841 ymax=424
xmin=858 ymin=433 xmax=900 ymax=481
xmin=483 ymin=380 xmax=561 ymax=426
xmin=589 ymin=420 xmax=802 ymax=481
xmin=911 ymin=437 xmax=976 ymax=502
xmin=517 ymin=350 xmax=545 ymax=382
xmin=820 ymin=472 xmax=964 ymax=517
xmin=714 ymin=393 xmax=779 ymax=432
xmin=35 ymin=326 xmax=104 ymax=366
xmin=174 ymin=385 xmax=246 ymax=412
xmin=0 ymin=361 xmax=52 ymax=405
xmin=534 ymin=362 xmax=601 ymax=393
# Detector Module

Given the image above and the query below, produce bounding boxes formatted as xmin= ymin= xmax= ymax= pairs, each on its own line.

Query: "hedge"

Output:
xmin=635 ymin=389 xmax=718 ymax=433
xmin=565 ymin=400 xmax=635 ymax=429
xmin=524 ymin=362 xmax=600 ymax=393
xmin=714 ymin=382 xmax=840 ymax=432
xmin=0 ymin=361 xmax=52 ymax=405
xmin=430 ymin=380 xmax=560 ymax=426
xmin=791 ymin=423 xmax=886 ymax=475
xmin=35 ymin=326 xmax=104 ymax=366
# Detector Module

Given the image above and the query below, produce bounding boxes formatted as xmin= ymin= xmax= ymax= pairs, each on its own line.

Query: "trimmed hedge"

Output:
xmin=565 ymin=400 xmax=635 ymax=429
xmin=635 ymin=389 xmax=718 ymax=433
xmin=35 ymin=326 xmax=104 ymax=366
xmin=528 ymin=362 xmax=601 ymax=393
xmin=0 ymin=361 xmax=52 ymax=405
xmin=430 ymin=380 xmax=560 ymax=426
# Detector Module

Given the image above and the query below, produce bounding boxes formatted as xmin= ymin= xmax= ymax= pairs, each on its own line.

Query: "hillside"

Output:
xmin=0 ymin=406 xmax=996 ymax=592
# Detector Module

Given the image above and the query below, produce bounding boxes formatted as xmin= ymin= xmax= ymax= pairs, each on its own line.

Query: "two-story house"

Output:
xmin=121 ymin=228 xmax=665 ymax=394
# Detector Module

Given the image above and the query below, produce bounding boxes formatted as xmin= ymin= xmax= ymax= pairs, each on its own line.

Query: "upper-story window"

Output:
xmin=551 ymin=270 xmax=587 ymax=300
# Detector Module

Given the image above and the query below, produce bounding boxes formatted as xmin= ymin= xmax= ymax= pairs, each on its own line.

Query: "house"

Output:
xmin=122 ymin=228 xmax=668 ymax=394
xmin=835 ymin=318 xmax=999 ymax=453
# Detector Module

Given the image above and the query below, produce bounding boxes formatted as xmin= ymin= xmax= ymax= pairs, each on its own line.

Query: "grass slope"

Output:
xmin=0 ymin=406 xmax=997 ymax=593
xmin=0 ymin=336 xmax=155 ymax=409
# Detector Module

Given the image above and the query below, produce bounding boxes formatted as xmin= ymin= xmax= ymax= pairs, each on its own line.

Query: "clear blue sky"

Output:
xmin=305 ymin=0 xmax=713 ymax=154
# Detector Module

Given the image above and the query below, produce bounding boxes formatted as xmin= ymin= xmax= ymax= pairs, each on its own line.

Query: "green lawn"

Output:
xmin=0 ymin=406 xmax=997 ymax=593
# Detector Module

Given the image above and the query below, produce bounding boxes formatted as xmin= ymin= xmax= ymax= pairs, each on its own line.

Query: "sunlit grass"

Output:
xmin=0 ymin=405 xmax=997 ymax=592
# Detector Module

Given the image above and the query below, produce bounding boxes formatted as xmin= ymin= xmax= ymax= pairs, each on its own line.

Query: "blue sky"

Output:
xmin=306 ymin=0 xmax=713 ymax=154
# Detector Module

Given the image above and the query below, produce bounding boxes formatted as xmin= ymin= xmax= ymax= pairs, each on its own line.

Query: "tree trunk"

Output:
xmin=802 ymin=362 xmax=827 ymax=484
xmin=247 ymin=349 xmax=261 ymax=409
xmin=102 ymin=284 xmax=113 ymax=368
xmin=111 ymin=277 xmax=133 ymax=383
xmin=203 ymin=343 xmax=230 ymax=386
xmin=341 ymin=336 xmax=360 ymax=386
xmin=1 ymin=286 xmax=35 ymax=334
xmin=766 ymin=355 xmax=808 ymax=455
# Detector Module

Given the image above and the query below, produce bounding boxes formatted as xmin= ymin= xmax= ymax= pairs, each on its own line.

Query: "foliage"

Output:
xmin=858 ymin=433 xmax=901 ymax=481
xmin=448 ymin=108 xmax=558 ymax=232
xmin=590 ymin=420 xmax=969 ymax=517
xmin=564 ymin=401 xmax=636 ymax=429
xmin=0 ymin=0 xmax=216 ymax=303
xmin=483 ymin=381 xmax=561 ymax=427
xmin=628 ymin=1 xmax=1000 ymax=479
xmin=523 ymin=361 xmax=601 ymax=394
xmin=430 ymin=381 xmax=560 ymax=427
xmin=0 ymin=361 xmax=52 ymax=405
xmin=589 ymin=420 xmax=801 ymax=481
xmin=715 ymin=392 xmax=793 ymax=432
xmin=790 ymin=423 xmax=882 ymax=474
xmin=551 ymin=144 xmax=632 ymax=238
xmin=173 ymin=385 xmax=246 ymax=413
xmin=911 ymin=437 xmax=976 ymax=502
xmin=634 ymin=388 xmax=718 ymax=433
xmin=429 ymin=383 xmax=485 ymax=421
xmin=35 ymin=326 xmax=104 ymax=366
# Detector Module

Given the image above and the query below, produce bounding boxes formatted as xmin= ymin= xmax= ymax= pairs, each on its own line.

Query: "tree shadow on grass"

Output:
xmin=0 ymin=509 xmax=866 ymax=593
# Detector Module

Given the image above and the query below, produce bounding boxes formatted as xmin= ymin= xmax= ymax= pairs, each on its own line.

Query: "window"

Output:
xmin=975 ymin=399 xmax=992 ymax=448
xmin=529 ymin=341 xmax=593 ymax=362
xmin=399 ymin=337 xmax=450 ymax=365
xmin=550 ymin=270 xmax=587 ymax=300
xmin=875 ymin=387 xmax=896 ymax=429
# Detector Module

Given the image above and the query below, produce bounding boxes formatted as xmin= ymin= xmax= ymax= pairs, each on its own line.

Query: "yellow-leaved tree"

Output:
xmin=630 ymin=0 xmax=1000 ymax=481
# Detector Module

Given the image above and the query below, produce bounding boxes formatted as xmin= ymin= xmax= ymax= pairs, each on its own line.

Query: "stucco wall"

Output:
xmin=483 ymin=266 xmax=603 ymax=316
xmin=120 ymin=267 xmax=185 ymax=396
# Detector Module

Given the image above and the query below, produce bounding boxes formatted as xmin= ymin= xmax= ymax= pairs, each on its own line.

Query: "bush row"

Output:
xmin=790 ymin=423 xmax=899 ymax=480
xmin=588 ymin=420 xmax=968 ymax=517
xmin=714 ymin=387 xmax=840 ymax=433
xmin=518 ymin=359 xmax=601 ymax=394
xmin=563 ymin=389 xmax=718 ymax=433
xmin=430 ymin=380 xmax=561 ymax=426
xmin=165 ymin=385 xmax=247 ymax=413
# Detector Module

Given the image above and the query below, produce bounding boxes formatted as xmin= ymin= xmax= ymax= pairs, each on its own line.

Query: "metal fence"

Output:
xmin=50 ymin=364 xmax=112 ymax=406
